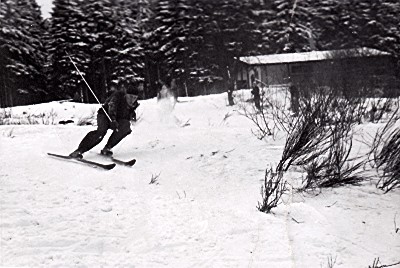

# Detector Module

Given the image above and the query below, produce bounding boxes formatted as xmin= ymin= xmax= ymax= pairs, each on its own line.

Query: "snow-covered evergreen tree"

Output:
xmin=48 ymin=0 xmax=145 ymax=102
xmin=78 ymin=0 xmax=120 ymax=101
xmin=111 ymin=0 xmax=146 ymax=91
xmin=151 ymin=0 xmax=203 ymax=96
xmin=47 ymin=0 xmax=88 ymax=100
xmin=198 ymin=0 xmax=262 ymax=100
xmin=262 ymin=0 xmax=316 ymax=53
xmin=356 ymin=0 xmax=400 ymax=57
xmin=122 ymin=0 xmax=157 ymax=98
xmin=0 ymin=0 xmax=46 ymax=107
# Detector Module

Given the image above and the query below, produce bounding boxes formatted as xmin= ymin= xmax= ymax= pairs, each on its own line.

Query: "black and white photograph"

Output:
xmin=1 ymin=0 xmax=399 ymax=267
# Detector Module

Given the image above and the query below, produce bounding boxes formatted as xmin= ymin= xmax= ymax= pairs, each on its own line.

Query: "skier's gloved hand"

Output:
xmin=131 ymin=111 xmax=137 ymax=122
xmin=132 ymin=101 xmax=140 ymax=110
xmin=110 ymin=120 xmax=119 ymax=130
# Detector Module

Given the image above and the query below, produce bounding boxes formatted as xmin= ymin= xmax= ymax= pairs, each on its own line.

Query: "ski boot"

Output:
xmin=69 ymin=150 xmax=83 ymax=159
xmin=100 ymin=147 xmax=113 ymax=156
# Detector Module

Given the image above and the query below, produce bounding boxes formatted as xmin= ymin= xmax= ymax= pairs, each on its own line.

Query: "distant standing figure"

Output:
xmin=73 ymin=91 xmax=82 ymax=102
xmin=289 ymin=83 xmax=299 ymax=115
xmin=252 ymin=81 xmax=261 ymax=111
xmin=170 ymin=78 xmax=178 ymax=102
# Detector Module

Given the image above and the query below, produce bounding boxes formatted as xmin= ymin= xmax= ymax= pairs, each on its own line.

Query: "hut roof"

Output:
xmin=239 ymin=48 xmax=390 ymax=65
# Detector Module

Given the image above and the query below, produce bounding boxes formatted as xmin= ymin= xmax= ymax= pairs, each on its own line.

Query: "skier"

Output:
xmin=69 ymin=83 xmax=140 ymax=159
xmin=156 ymin=80 xmax=171 ymax=100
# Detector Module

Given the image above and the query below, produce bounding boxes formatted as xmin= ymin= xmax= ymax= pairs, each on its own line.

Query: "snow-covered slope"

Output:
xmin=1 ymin=92 xmax=399 ymax=267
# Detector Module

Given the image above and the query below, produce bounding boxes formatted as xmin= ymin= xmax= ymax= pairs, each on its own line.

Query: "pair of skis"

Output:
xmin=47 ymin=153 xmax=136 ymax=170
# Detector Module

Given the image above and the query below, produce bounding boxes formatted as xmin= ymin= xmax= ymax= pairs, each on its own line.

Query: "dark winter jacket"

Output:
xmin=99 ymin=91 xmax=139 ymax=121
xmin=252 ymin=84 xmax=260 ymax=98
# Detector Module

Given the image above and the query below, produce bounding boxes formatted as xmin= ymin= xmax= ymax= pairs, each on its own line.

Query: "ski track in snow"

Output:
xmin=1 ymin=92 xmax=399 ymax=267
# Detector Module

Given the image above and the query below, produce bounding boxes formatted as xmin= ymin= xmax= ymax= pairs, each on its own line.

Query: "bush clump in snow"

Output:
xmin=257 ymin=168 xmax=288 ymax=213
xmin=375 ymin=127 xmax=400 ymax=192
xmin=0 ymin=108 xmax=58 ymax=125
xmin=0 ymin=108 xmax=13 ymax=125
xmin=370 ymin=103 xmax=400 ymax=193
xmin=249 ymin=87 xmax=371 ymax=211
xmin=276 ymin=91 xmax=365 ymax=190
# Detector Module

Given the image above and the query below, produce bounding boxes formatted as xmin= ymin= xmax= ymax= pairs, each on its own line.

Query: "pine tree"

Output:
xmin=314 ymin=0 xmax=400 ymax=62
xmin=78 ymin=0 xmax=117 ymax=101
xmin=0 ymin=0 xmax=46 ymax=107
xmin=263 ymin=0 xmax=316 ymax=53
xmin=47 ymin=0 xmax=89 ymax=100
xmin=199 ymin=0 xmax=262 ymax=101
xmin=48 ymin=0 xmax=146 ymax=102
xmin=358 ymin=0 xmax=400 ymax=57
xmin=123 ymin=0 xmax=158 ymax=98
xmin=151 ymin=0 xmax=201 ymax=96
xmin=111 ymin=0 xmax=145 ymax=91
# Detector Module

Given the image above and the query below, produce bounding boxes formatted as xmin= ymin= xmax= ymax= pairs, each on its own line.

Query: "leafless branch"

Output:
xmin=149 ymin=172 xmax=161 ymax=185
xmin=369 ymin=257 xmax=400 ymax=268
xmin=257 ymin=168 xmax=288 ymax=213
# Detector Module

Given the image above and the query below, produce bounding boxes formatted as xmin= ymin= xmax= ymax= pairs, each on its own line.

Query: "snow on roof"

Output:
xmin=239 ymin=47 xmax=390 ymax=65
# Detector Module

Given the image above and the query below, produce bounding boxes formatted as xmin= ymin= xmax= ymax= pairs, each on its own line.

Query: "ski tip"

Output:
xmin=109 ymin=157 xmax=136 ymax=167
xmin=47 ymin=152 xmax=71 ymax=159
xmin=125 ymin=159 xmax=136 ymax=166
xmin=105 ymin=163 xmax=117 ymax=170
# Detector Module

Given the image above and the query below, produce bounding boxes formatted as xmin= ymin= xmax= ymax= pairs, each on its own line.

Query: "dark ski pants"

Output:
xmin=76 ymin=113 xmax=132 ymax=154
xmin=254 ymin=94 xmax=261 ymax=111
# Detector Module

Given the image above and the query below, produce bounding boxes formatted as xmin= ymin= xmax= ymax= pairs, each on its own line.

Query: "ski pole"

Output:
xmin=255 ymin=78 xmax=268 ymax=87
xmin=66 ymin=52 xmax=113 ymax=122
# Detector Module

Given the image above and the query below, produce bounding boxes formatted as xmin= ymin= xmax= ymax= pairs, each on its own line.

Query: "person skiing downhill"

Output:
xmin=69 ymin=83 xmax=140 ymax=159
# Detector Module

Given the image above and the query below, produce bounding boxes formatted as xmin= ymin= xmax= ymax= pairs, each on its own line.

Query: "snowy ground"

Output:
xmin=1 ymin=92 xmax=399 ymax=267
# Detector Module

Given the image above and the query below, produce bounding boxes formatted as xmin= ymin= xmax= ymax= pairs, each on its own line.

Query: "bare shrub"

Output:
xmin=1 ymin=109 xmax=58 ymax=125
xmin=3 ymin=127 xmax=15 ymax=138
xmin=367 ymin=98 xmax=394 ymax=123
xmin=277 ymin=104 xmax=332 ymax=172
xmin=279 ymin=92 xmax=352 ymax=169
xmin=220 ymin=111 xmax=233 ymax=125
xmin=376 ymin=128 xmax=400 ymax=193
xmin=394 ymin=213 xmax=399 ymax=234
xmin=276 ymin=89 xmax=368 ymax=189
xmin=260 ymin=85 xmax=292 ymax=133
xmin=323 ymin=255 xmax=337 ymax=268
xmin=252 ymin=87 xmax=368 ymax=211
xmin=257 ymin=168 xmax=288 ymax=213
xmin=26 ymin=113 xmax=38 ymax=124
xmin=77 ymin=108 xmax=96 ymax=126
xmin=246 ymin=82 xmax=374 ymax=210
xmin=302 ymin=127 xmax=364 ymax=190
xmin=26 ymin=110 xmax=58 ymax=125
xmin=41 ymin=109 xmax=58 ymax=125
xmin=236 ymin=89 xmax=275 ymax=139
xmin=374 ymin=126 xmax=400 ymax=192
xmin=149 ymin=173 xmax=160 ymax=185
xmin=26 ymin=111 xmax=58 ymax=125
xmin=0 ymin=109 xmax=13 ymax=125
xmin=369 ymin=257 xmax=400 ymax=268
xmin=369 ymin=102 xmax=400 ymax=192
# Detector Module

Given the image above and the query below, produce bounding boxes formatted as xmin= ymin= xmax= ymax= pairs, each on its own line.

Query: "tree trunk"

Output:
xmin=0 ymin=74 xmax=5 ymax=108
xmin=227 ymin=83 xmax=234 ymax=105
xmin=101 ymin=58 xmax=107 ymax=102
xmin=226 ymin=66 xmax=234 ymax=106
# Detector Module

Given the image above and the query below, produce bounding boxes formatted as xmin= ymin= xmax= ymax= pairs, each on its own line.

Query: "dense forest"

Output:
xmin=1 ymin=0 xmax=399 ymax=107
